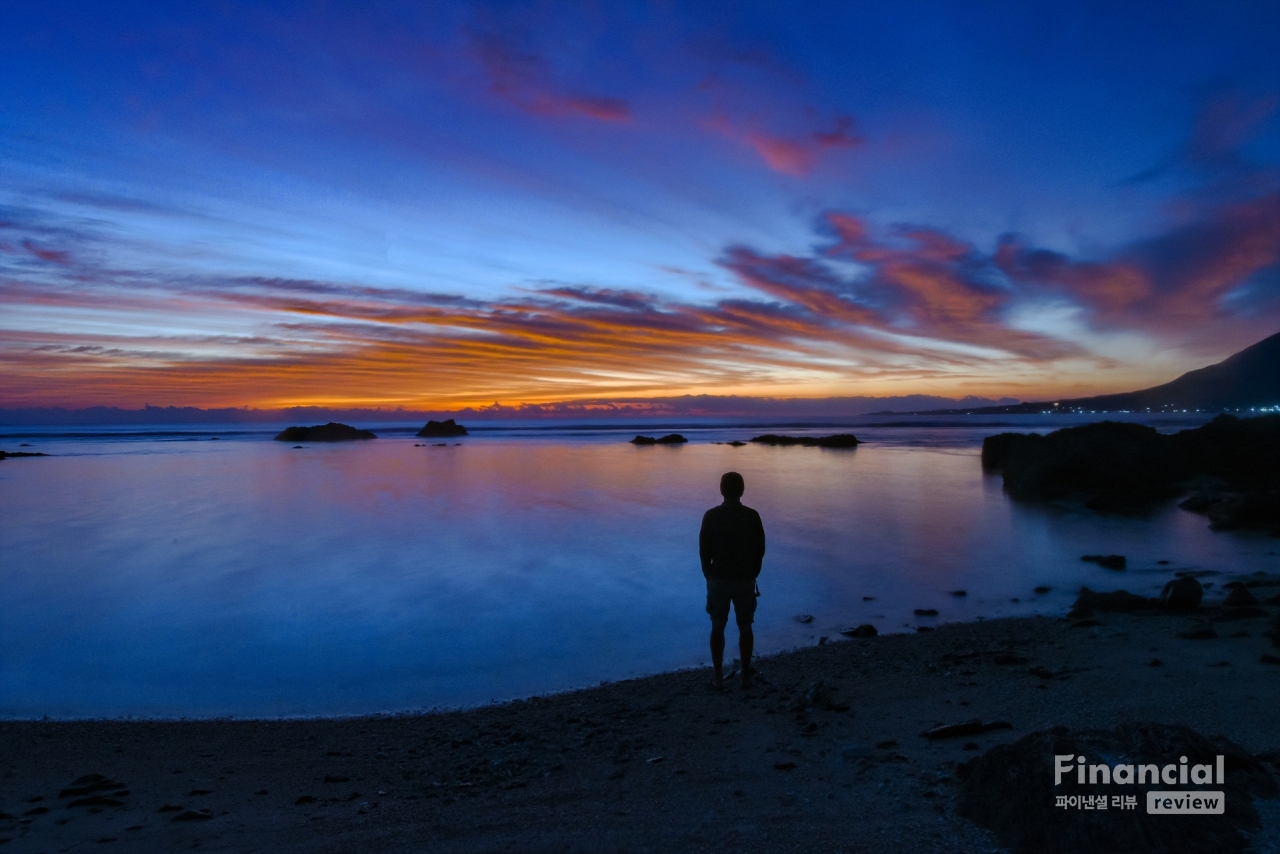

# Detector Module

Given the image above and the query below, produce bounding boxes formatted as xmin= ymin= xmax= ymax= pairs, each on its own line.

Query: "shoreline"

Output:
xmin=4 ymin=596 xmax=1280 ymax=853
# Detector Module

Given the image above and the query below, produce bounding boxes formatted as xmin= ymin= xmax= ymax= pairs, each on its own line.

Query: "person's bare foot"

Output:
xmin=740 ymin=665 xmax=753 ymax=690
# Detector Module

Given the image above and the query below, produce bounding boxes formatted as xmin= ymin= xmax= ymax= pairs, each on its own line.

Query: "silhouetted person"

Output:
xmin=700 ymin=471 xmax=765 ymax=690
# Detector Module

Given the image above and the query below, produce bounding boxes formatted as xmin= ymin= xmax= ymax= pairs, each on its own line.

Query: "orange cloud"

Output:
xmin=4 ymin=191 xmax=1279 ymax=410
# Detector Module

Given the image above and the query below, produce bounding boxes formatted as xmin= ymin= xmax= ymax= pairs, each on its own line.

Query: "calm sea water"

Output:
xmin=2 ymin=414 xmax=1276 ymax=718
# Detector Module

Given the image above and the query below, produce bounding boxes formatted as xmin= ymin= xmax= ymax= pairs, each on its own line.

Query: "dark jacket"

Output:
xmin=699 ymin=500 xmax=766 ymax=580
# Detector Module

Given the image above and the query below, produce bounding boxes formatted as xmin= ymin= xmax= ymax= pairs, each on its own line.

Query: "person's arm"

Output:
xmin=699 ymin=510 xmax=714 ymax=577
xmin=753 ymin=511 xmax=766 ymax=576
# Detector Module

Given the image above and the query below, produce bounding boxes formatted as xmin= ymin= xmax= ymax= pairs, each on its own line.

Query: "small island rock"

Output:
xmin=274 ymin=422 xmax=377 ymax=442
xmin=417 ymin=419 xmax=468 ymax=438
xmin=749 ymin=434 xmax=860 ymax=448
xmin=1081 ymin=554 xmax=1126 ymax=570
xmin=631 ymin=434 xmax=687 ymax=445
xmin=0 ymin=450 xmax=49 ymax=460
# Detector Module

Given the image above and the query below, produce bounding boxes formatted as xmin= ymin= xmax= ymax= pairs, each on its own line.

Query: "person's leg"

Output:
xmin=738 ymin=623 xmax=754 ymax=689
xmin=710 ymin=619 xmax=727 ymax=688
xmin=731 ymin=579 xmax=758 ymax=689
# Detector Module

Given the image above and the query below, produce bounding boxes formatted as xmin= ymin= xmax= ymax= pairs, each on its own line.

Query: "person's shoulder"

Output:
xmin=740 ymin=503 xmax=762 ymax=518
xmin=703 ymin=505 xmax=723 ymax=520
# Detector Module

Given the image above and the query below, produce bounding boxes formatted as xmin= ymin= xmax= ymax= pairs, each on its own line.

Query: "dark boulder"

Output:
xmin=1222 ymin=586 xmax=1259 ymax=607
xmin=957 ymin=723 xmax=1278 ymax=854
xmin=274 ymin=423 xmax=376 ymax=442
xmin=749 ymin=433 xmax=859 ymax=448
xmin=1175 ymin=413 xmax=1280 ymax=491
xmin=1159 ymin=577 xmax=1203 ymax=612
xmin=984 ymin=414 xmax=1280 ymax=531
xmin=1182 ymin=491 xmax=1280 ymax=533
xmin=840 ymin=624 xmax=877 ymax=638
xmin=416 ymin=419 xmax=467 ymax=437
xmin=1072 ymin=588 xmax=1158 ymax=613
xmin=1081 ymin=554 xmax=1126 ymax=570
xmin=1179 ymin=491 xmax=1217 ymax=512
xmin=984 ymin=421 xmax=1185 ymax=506
xmin=631 ymin=434 xmax=687 ymax=445
xmin=981 ymin=432 xmax=1036 ymax=471
xmin=922 ymin=719 xmax=1012 ymax=740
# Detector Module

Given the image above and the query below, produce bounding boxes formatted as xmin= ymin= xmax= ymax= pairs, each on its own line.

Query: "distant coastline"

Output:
xmin=0 ymin=394 xmax=1021 ymax=426
xmin=896 ymin=330 xmax=1280 ymax=416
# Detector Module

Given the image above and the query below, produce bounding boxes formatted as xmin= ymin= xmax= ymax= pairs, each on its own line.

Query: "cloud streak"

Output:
xmin=4 ymin=171 xmax=1280 ymax=409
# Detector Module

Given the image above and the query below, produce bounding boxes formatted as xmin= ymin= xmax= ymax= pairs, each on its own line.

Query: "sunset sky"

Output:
xmin=3 ymin=1 xmax=1280 ymax=410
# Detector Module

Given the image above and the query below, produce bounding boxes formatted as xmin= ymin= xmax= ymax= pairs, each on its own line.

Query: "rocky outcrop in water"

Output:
xmin=1081 ymin=554 xmax=1126 ymax=570
xmin=982 ymin=414 xmax=1280 ymax=531
xmin=631 ymin=434 xmax=687 ymax=445
xmin=957 ymin=723 xmax=1277 ymax=854
xmin=748 ymin=434 xmax=860 ymax=448
xmin=416 ymin=419 xmax=468 ymax=437
xmin=273 ymin=423 xmax=377 ymax=442
xmin=0 ymin=450 xmax=48 ymax=460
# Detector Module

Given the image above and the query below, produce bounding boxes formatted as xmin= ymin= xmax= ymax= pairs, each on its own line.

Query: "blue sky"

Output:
xmin=2 ymin=1 xmax=1279 ymax=408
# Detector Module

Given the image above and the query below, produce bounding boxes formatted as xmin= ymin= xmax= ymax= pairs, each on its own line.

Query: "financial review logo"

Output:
xmin=1054 ymin=753 xmax=1226 ymax=814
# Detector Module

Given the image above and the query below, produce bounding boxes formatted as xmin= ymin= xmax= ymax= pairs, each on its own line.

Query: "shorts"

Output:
xmin=706 ymin=577 xmax=758 ymax=625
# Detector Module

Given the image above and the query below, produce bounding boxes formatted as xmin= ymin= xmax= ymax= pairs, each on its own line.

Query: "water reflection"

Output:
xmin=1 ymin=426 xmax=1276 ymax=717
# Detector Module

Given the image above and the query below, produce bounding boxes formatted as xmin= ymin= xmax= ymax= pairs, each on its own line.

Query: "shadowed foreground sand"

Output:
xmin=3 ymin=607 xmax=1279 ymax=853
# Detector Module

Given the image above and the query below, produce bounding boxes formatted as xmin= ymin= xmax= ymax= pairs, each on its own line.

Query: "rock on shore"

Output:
xmin=958 ymin=723 xmax=1278 ymax=854
xmin=273 ymin=423 xmax=377 ymax=442
xmin=981 ymin=414 xmax=1280 ymax=531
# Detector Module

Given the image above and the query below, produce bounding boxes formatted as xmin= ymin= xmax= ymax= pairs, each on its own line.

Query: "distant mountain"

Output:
xmin=910 ymin=331 xmax=1280 ymax=415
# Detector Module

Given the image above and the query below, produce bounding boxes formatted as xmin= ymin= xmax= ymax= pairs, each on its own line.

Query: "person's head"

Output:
xmin=720 ymin=471 xmax=745 ymax=501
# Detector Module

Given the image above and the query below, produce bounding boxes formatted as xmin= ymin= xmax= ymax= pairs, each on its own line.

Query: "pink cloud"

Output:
xmin=996 ymin=191 xmax=1280 ymax=330
xmin=21 ymin=239 xmax=72 ymax=265
xmin=715 ymin=114 xmax=863 ymax=176
xmin=469 ymin=32 xmax=630 ymax=123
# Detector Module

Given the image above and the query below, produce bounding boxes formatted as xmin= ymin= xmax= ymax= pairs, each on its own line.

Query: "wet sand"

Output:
xmin=3 ymin=602 xmax=1280 ymax=853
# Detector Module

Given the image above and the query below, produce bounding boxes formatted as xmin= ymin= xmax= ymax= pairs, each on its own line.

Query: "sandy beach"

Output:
xmin=4 ymin=580 xmax=1280 ymax=854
